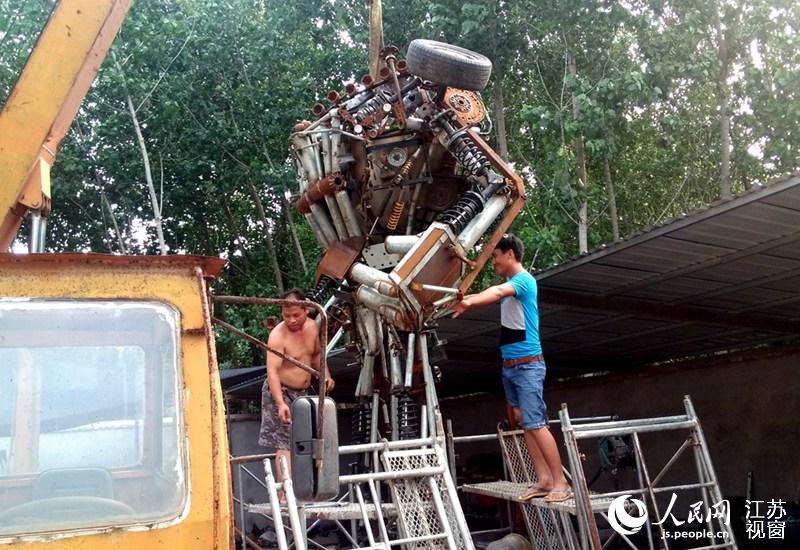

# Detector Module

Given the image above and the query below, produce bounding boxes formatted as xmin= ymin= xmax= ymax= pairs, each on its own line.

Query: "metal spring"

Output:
xmin=449 ymin=132 xmax=491 ymax=177
xmin=355 ymin=88 xmax=393 ymax=121
xmin=386 ymin=201 xmax=405 ymax=230
xmin=308 ymin=274 xmax=337 ymax=304
xmin=437 ymin=190 xmax=485 ymax=234
xmin=397 ymin=394 xmax=420 ymax=440
xmin=352 ymin=401 xmax=372 ymax=445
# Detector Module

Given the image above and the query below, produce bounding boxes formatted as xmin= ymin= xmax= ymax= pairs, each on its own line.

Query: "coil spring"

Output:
xmin=437 ymin=190 xmax=485 ymax=234
xmin=448 ymin=132 xmax=491 ymax=177
xmin=397 ymin=394 xmax=420 ymax=440
xmin=355 ymin=88 xmax=393 ymax=121
xmin=386 ymin=201 xmax=405 ymax=230
xmin=308 ymin=274 xmax=337 ymax=304
xmin=352 ymin=401 xmax=372 ymax=445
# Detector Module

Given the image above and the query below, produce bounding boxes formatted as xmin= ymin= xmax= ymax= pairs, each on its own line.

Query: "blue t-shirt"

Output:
xmin=499 ymin=270 xmax=542 ymax=360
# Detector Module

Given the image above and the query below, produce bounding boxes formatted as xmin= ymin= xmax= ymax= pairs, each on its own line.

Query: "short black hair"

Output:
xmin=495 ymin=233 xmax=524 ymax=262
xmin=281 ymin=288 xmax=306 ymax=301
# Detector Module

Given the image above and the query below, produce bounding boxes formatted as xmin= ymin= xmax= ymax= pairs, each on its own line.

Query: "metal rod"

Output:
xmin=572 ymin=415 xmax=690 ymax=432
xmin=338 ymin=435 xmax=437 ymax=455
xmin=632 ymin=432 xmax=667 ymax=548
xmin=354 ymin=484 xmax=377 ymax=547
xmin=574 ymin=420 xmax=697 ymax=439
xmin=632 ymin=432 xmax=656 ymax=550
xmin=435 ymin=445 xmax=475 ymax=550
xmin=280 ymin=456 xmax=307 ymax=550
xmin=237 ymin=465 xmax=246 ymax=550
xmin=264 ymin=458 xmax=289 ymax=549
xmin=650 ymin=438 xmax=692 ymax=488
xmin=231 ymin=452 xmax=276 ymax=465
xmin=403 ymin=332 xmax=415 ymax=388
xmin=684 ymin=395 xmax=738 ymax=544
xmin=428 ymin=476 xmax=458 ymax=550
xmin=339 ymin=466 xmax=445 ymax=484
xmin=368 ymin=478 xmax=391 ymax=544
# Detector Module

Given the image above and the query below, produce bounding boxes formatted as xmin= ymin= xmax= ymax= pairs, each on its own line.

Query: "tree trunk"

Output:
xmin=568 ymin=53 xmax=589 ymax=254
xmin=493 ymin=73 xmax=509 ymax=160
xmin=247 ymin=181 xmax=285 ymax=294
xmin=603 ymin=157 xmax=620 ymax=242
xmin=368 ymin=0 xmax=384 ymax=81
xmin=714 ymin=6 xmax=732 ymax=199
xmin=114 ymin=54 xmax=167 ymax=255
xmin=102 ymin=192 xmax=127 ymax=254
xmin=281 ymin=192 xmax=308 ymax=274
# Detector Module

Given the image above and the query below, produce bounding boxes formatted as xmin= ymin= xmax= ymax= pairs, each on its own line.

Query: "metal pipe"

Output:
xmin=384 ymin=235 xmax=419 ymax=255
xmin=388 ymin=334 xmax=403 ymax=389
xmin=279 ymin=457 xmax=308 ymax=550
xmin=573 ymin=415 xmax=690 ymax=432
xmin=405 ymin=174 xmax=424 ymax=234
xmin=367 ymin=479 xmax=391 ymax=544
xmin=304 ymin=212 xmax=331 ymax=247
xmin=350 ymin=262 xmax=397 ymax=297
xmin=428 ymin=476 xmax=457 ymax=550
xmin=574 ymin=420 xmax=697 ymax=439
xmin=330 ymin=115 xmax=342 ymax=173
xmin=354 ymin=285 xmax=405 ymax=325
xmin=291 ymin=134 xmax=320 ymax=183
xmin=29 ymin=212 xmax=47 ymax=253
xmin=324 ymin=195 xmax=349 ymax=240
xmin=263 ymin=459 xmax=289 ymax=549
xmin=632 ymin=433 xmax=667 ymax=547
xmin=339 ymin=466 xmax=445 ymax=484
xmin=403 ymin=333 xmax=416 ymax=388
xmin=457 ymin=193 xmax=508 ymax=250
xmin=684 ymin=396 xmax=737 ymax=542
xmin=335 ymin=189 xmax=363 ymax=237
xmin=338 ymin=435 xmax=437 ymax=455
xmin=309 ymin=202 xmax=338 ymax=244
xmin=326 ymin=326 xmax=344 ymax=354
xmin=319 ymin=126 xmax=332 ymax=176
xmin=354 ymin=484 xmax=377 ymax=547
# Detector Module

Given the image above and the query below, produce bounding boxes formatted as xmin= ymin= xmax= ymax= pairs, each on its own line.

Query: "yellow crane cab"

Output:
xmin=0 ymin=254 xmax=232 ymax=548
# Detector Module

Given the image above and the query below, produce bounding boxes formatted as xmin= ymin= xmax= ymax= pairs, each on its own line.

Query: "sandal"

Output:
xmin=544 ymin=488 xmax=573 ymax=503
xmin=519 ymin=485 xmax=551 ymax=501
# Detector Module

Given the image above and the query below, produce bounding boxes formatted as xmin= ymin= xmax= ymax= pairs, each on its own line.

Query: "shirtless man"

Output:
xmin=258 ymin=289 xmax=335 ymax=491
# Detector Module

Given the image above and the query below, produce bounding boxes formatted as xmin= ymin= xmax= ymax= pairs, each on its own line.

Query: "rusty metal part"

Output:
xmin=327 ymin=90 xmax=340 ymax=103
xmin=345 ymin=83 xmax=357 ymax=97
xmin=443 ymin=88 xmax=486 ymax=126
xmin=315 ymin=236 xmax=365 ymax=281
xmin=361 ymin=74 xmax=373 ymax=86
xmin=312 ymin=103 xmax=326 ymax=117
xmin=351 ymin=140 xmax=369 ymax=184
xmin=194 ymin=267 xmax=229 ymax=548
xmin=296 ymin=174 xmax=346 ymax=214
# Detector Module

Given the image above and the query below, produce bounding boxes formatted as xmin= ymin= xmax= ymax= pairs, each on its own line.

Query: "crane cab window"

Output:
xmin=0 ymin=301 xmax=187 ymax=537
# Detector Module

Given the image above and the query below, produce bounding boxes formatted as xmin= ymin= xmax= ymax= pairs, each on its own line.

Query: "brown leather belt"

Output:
xmin=502 ymin=354 xmax=544 ymax=368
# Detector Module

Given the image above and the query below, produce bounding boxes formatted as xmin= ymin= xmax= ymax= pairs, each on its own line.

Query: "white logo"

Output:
xmin=608 ymin=494 xmax=648 ymax=535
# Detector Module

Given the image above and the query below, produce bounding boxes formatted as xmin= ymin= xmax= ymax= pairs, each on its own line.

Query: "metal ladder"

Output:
xmin=257 ymin=430 xmax=471 ymax=548
xmin=560 ymin=395 xmax=738 ymax=550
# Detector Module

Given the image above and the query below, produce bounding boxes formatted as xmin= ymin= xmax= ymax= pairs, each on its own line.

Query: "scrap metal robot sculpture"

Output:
xmin=289 ymin=40 xmax=526 ymax=448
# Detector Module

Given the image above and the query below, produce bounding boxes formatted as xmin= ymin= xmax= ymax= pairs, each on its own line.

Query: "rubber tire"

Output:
xmin=406 ymin=39 xmax=492 ymax=91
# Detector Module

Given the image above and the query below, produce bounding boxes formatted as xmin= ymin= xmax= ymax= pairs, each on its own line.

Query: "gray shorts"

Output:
xmin=259 ymin=383 xmax=308 ymax=450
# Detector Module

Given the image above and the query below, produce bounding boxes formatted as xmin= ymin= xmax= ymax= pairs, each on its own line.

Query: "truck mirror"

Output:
xmin=290 ymin=396 xmax=339 ymax=501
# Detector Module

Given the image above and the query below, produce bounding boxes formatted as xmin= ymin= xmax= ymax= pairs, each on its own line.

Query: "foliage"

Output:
xmin=1 ymin=0 xmax=797 ymax=367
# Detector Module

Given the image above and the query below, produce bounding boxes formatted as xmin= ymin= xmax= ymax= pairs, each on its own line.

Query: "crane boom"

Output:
xmin=0 ymin=0 xmax=132 ymax=251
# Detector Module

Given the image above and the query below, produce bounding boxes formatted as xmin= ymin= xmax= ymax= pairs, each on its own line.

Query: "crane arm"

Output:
xmin=0 ymin=0 xmax=132 ymax=251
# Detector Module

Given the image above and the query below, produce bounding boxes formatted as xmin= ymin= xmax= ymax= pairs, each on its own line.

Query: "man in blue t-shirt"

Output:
xmin=452 ymin=234 xmax=571 ymax=502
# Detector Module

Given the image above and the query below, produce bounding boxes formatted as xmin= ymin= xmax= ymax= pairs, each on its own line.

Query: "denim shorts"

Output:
xmin=501 ymin=360 xmax=547 ymax=430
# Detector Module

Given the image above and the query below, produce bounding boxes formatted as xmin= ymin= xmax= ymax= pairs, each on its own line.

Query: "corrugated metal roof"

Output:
xmin=437 ymin=171 xmax=800 ymax=379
